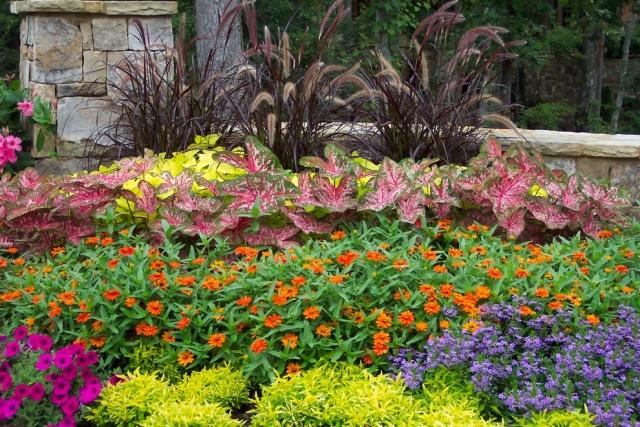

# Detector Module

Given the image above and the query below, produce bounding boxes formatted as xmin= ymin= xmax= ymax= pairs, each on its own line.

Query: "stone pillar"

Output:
xmin=11 ymin=0 xmax=177 ymax=174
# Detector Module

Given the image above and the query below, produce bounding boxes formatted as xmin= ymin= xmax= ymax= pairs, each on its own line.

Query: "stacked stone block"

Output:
xmin=11 ymin=0 xmax=177 ymax=174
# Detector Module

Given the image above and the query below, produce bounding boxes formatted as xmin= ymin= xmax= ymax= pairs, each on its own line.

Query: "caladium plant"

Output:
xmin=0 ymin=136 xmax=631 ymax=251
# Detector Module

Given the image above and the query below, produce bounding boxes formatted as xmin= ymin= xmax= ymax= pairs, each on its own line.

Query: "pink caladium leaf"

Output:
xmin=360 ymin=158 xmax=409 ymax=211
xmin=484 ymin=173 xmax=533 ymax=217
xmin=91 ymin=169 xmax=139 ymax=189
xmin=427 ymin=177 xmax=457 ymax=211
xmin=498 ymin=208 xmax=526 ymax=237
xmin=299 ymin=144 xmax=354 ymax=178
xmin=61 ymin=219 xmax=95 ymax=244
xmin=312 ymin=175 xmax=357 ymax=212
xmin=173 ymin=194 xmax=201 ymax=212
xmin=217 ymin=137 xmax=281 ymax=172
xmin=158 ymin=172 xmax=194 ymax=194
xmin=136 ymin=181 xmax=158 ymax=214
xmin=581 ymin=213 xmax=602 ymax=239
xmin=18 ymin=168 xmax=42 ymax=190
xmin=511 ymin=147 xmax=546 ymax=178
xmin=397 ymin=190 xmax=427 ymax=224
xmin=245 ymin=224 xmax=300 ymax=248
xmin=485 ymin=137 xmax=503 ymax=159
xmin=220 ymin=173 xmax=296 ymax=214
xmin=581 ymin=180 xmax=629 ymax=211
xmin=403 ymin=158 xmax=437 ymax=187
xmin=66 ymin=186 xmax=117 ymax=210
xmin=193 ymin=198 xmax=223 ymax=214
xmin=0 ymin=234 xmax=15 ymax=248
xmin=8 ymin=210 xmax=58 ymax=231
xmin=559 ymin=175 xmax=584 ymax=211
xmin=159 ymin=207 xmax=189 ymax=227
xmin=282 ymin=208 xmax=334 ymax=234
xmin=182 ymin=212 xmax=218 ymax=236
xmin=117 ymin=153 xmax=155 ymax=175
xmin=526 ymin=202 xmax=572 ymax=230
xmin=292 ymin=171 xmax=317 ymax=206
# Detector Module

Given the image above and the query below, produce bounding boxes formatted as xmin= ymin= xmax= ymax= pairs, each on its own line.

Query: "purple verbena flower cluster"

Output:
xmin=0 ymin=326 xmax=102 ymax=427
xmin=389 ymin=304 xmax=640 ymax=427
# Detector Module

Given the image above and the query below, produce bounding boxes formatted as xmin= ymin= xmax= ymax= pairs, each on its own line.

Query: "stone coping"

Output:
xmin=489 ymin=128 xmax=640 ymax=159
xmin=10 ymin=0 xmax=177 ymax=15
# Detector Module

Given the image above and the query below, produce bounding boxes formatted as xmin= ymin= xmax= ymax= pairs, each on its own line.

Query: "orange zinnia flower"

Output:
xmin=433 ymin=264 xmax=448 ymax=273
xmin=264 ymin=314 xmax=283 ymax=329
xmin=419 ymin=284 xmax=436 ymax=298
xmin=149 ymin=260 xmax=165 ymax=270
xmin=366 ymin=251 xmax=387 ymax=262
xmin=487 ymin=268 xmax=502 ymax=280
xmin=89 ymin=336 xmax=106 ymax=348
xmin=519 ymin=305 xmax=535 ymax=317
xmin=329 ymin=274 xmax=345 ymax=285
xmin=303 ymin=306 xmax=320 ymax=320
xmin=372 ymin=331 xmax=391 ymax=356
xmin=235 ymin=246 xmax=259 ymax=261
xmin=76 ymin=312 xmax=91 ymax=324
xmin=548 ymin=301 xmax=563 ymax=311
xmin=439 ymin=319 xmax=450 ymax=329
xmin=596 ymin=230 xmax=613 ymax=239
xmin=439 ymin=284 xmax=454 ymax=297
xmin=125 ymin=297 xmax=137 ymax=308
xmin=101 ymin=237 xmax=114 ymax=247
xmin=208 ymin=333 xmax=226 ymax=348
xmin=362 ymin=355 xmax=373 ymax=365
xmin=535 ymin=288 xmax=550 ymax=298
xmin=176 ymin=316 xmax=191 ymax=330
xmin=423 ymin=300 xmax=441 ymax=315
xmin=330 ymin=230 xmax=346 ymax=241
xmin=398 ymin=310 xmax=414 ymax=327
xmin=162 ymin=331 xmax=176 ymax=343
xmin=177 ymin=275 xmax=197 ymax=287
xmin=515 ymin=268 xmax=529 ymax=278
xmin=118 ymin=246 xmax=135 ymax=256
xmin=291 ymin=276 xmax=306 ymax=286
xmin=281 ymin=333 xmax=299 ymax=349
xmin=236 ymin=296 xmax=253 ymax=307
xmin=148 ymin=272 xmax=168 ymax=289
xmin=85 ymin=236 xmax=99 ymax=246
xmin=621 ymin=286 xmax=634 ymax=294
xmin=57 ymin=291 xmax=76 ymax=306
xmin=470 ymin=245 xmax=487 ymax=256
xmin=146 ymin=300 xmax=164 ymax=316
xmin=286 ymin=362 xmax=302 ymax=375
xmin=448 ymin=248 xmax=463 ymax=258
xmin=586 ymin=314 xmax=600 ymax=325
xmin=463 ymin=320 xmax=481 ymax=333
xmin=392 ymin=259 xmax=409 ymax=270
xmin=336 ymin=250 xmax=359 ymax=267
xmin=107 ymin=259 xmax=119 ymax=269
xmin=376 ymin=311 xmax=393 ymax=329
xmin=103 ymin=289 xmax=121 ymax=301
xmin=475 ymin=286 xmax=491 ymax=299
xmin=615 ymin=265 xmax=629 ymax=274
xmin=415 ymin=321 xmax=428 ymax=332
xmin=202 ymin=276 xmax=222 ymax=291
xmin=272 ymin=293 xmax=289 ymax=306
xmin=51 ymin=247 xmax=65 ymax=257
xmin=250 ymin=338 xmax=268 ymax=354
xmin=91 ymin=320 xmax=103 ymax=332
xmin=315 ymin=324 xmax=332 ymax=337
xmin=177 ymin=351 xmax=195 ymax=366
xmin=135 ymin=322 xmax=159 ymax=336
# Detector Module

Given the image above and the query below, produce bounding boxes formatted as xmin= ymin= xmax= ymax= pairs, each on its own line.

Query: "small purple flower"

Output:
xmin=12 ymin=326 xmax=28 ymax=341
xmin=4 ymin=341 xmax=20 ymax=358
xmin=35 ymin=353 xmax=53 ymax=371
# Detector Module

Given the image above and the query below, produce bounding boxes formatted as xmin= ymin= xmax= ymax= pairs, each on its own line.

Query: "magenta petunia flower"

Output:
xmin=4 ymin=341 xmax=20 ymax=358
xmin=53 ymin=350 xmax=73 ymax=369
xmin=12 ymin=384 xmax=30 ymax=400
xmin=27 ymin=383 xmax=45 ymax=401
xmin=35 ymin=353 xmax=52 ymax=371
xmin=78 ymin=380 xmax=102 ymax=404
xmin=60 ymin=396 xmax=79 ymax=417
xmin=17 ymin=100 xmax=33 ymax=117
xmin=29 ymin=334 xmax=53 ymax=352
xmin=0 ymin=397 xmax=21 ymax=420
xmin=12 ymin=326 xmax=28 ymax=341
xmin=0 ymin=372 xmax=12 ymax=392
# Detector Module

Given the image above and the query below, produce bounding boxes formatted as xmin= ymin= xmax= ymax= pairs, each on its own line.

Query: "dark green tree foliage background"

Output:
xmin=2 ymin=0 xmax=639 ymax=132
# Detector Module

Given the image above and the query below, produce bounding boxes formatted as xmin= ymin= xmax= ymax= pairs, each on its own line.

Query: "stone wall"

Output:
xmin=490 ymin=129 xmax=640 ymax=200
xmin=11 ymin=0 xmax=177 ymax=174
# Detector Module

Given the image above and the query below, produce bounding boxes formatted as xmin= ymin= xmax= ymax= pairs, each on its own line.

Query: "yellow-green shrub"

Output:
xmin=173 ymin=365 xmax=250 ymax=409
xmin=140 ymin=402 xmax=241 ymax=427
xmin=87 ymin=370 xmax=172 ymax=426
xmin=514 ymin=411 xmax=594 ymax=427
xmin=251 ymin=363 xmax=426 ymax=426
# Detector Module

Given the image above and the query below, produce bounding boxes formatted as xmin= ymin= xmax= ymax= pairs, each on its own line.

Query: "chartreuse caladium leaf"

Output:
xmin=360 ymin=158 xmax=409 ymax=211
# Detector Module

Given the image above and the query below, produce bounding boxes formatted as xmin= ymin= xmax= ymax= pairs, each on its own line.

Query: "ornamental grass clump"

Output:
xmin=0 ymin=326 xmax=101 ymax=427
xmin=390 ymin=304 xmax=640 ymax=426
